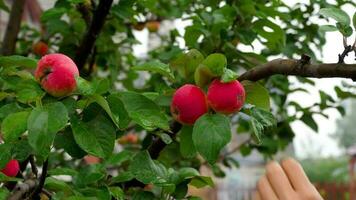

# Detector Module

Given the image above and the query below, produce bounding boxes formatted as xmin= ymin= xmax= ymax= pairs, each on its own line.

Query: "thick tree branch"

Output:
xmin=238 ymin=59 xmax=356 ymax=82
xmin=7 ymin=179 xmax=38 ymax=200
xmin=74 ymin=0 xmax=113 ymax=74
xmin=0 ymin=0 xmax=26 ymax=55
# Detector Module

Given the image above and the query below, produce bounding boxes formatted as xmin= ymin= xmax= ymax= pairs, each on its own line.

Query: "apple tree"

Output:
xmin=0 ymin=0 xmax=356 ymax=199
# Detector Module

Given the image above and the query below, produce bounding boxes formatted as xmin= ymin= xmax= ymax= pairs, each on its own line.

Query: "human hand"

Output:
xmin=255 ymin=158 xmax=323 ymax=200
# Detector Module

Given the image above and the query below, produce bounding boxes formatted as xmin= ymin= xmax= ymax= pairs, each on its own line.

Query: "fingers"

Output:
xmin=281 ymin=158 xmax=312 ymax=191
xmin=257 ymin=175 xmax=278 ymax=200
xmin=253 ymin=191 xmax=262 ymax=200
xmin=265 ymin=161 xmax=295 ymax=199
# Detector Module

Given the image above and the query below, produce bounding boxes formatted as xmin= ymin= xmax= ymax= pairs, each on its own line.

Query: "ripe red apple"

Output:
xmin=35 ymin=53 xmax=79 ymax=97
xmin=84 ymin=155 xmax=101 ymax=165
xmin=146 ymin=21 xmax=160 ymax=32
xmin=207 ymin=79 xmax=245 ymax=114
xmin=32 ymin=41 xmax=48 ymax=56
xmin=1 ymin=159 xmax=20 ymax=177
xmin=118 ymin=133 xmax=138 ymax=144
xmin=171 ymin=84 xmax=208 ymax=125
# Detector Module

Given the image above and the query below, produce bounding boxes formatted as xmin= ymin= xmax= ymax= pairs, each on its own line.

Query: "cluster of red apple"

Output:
xmin=1 ymin=54 xmax=78 ymax=177
xmin=171 ymin=79 xmax=245 ymax=125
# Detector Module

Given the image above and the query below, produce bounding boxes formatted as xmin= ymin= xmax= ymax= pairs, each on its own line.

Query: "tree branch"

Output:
xmin=238 ymin=59 xmax=356 ymax=82
xmin=74 ymin=0 xmax=113 ymax=74
xmin=7 ymin=179 xmax=38 ymax=200
xmin=0 ymin=0 xmax=26 ymax=55
xmin=148 ymin=121 xmax=182 ymax=159
xmin=27 ymin=159 xmax=48 ymax=199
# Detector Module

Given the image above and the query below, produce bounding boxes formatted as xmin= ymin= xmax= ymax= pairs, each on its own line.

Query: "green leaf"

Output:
xmin=132 ymin=60 xmax=175 ymax=81
xmin=115 ymin=91 xmax=169 ymax=131
xmin=221 ymin=68 xmax=238 ymax=83
xmin=132 ymin=191 xmax=155 ymax=200
xmin=0 ymin=103 xmax=22 ymax=120
xmin=194 ymin=53 xmax=227 ymax=87
xmin=192 ymin=114 xmax=231 ymax=164
xmin=178 ymin=168 xmax=200 ymax=180
xmin=107 ymin=94 xmax=131 ymax=129
xmin=353 ymin=12 xmax=356 ymax=29
xmin=41 ymin=7 xmax=66 ymax=22
xmin=179 ymin=126 xmax=197 ymax=158
xmin=0 ymin=188 xmax=9 ymax=200
xmin=74 ymin=165 xmax=105 ymax=187
xmin=76 ymin=77 xmax=94 ymax=95
xmin=109 ymin=187 xmax=124 ymax=200
xmin=0 ymin=55 xmax=37 ymax=68
xmin=319 ymin=7 xmax=350 ymax=25
xmin=89 ymin=94 xmax=120 ymax=129
xmin=190 ymin=176 xmax=214 ymax=188
xmin=48 ymin=168 xmax=78 ymax=176
xmin=54 ymin=128 xmax=86 ymax=159
xmin=249 ymin=107 xmax=277 ymax=143
xmin=253 ymin=19 xmax=286 ymax=50
xmin=335 ymin=86 xmax=356 ymax=99
xmin=129 ymin=151 xmax=168 ymax=184
xmin=300 ymin=113 xmax=318 ymax=132
xmin=0 ymin=0 xmax=9 ymax=12
xmin=0 ymin=173 xmax=22 ymax=182
xmin=1 ymin=111 xmax=30 ymax=142
xmin=0 ymin=144 xmax=11 ymax=169
xmin=28 ymin=102 xmax=69 ymax=158
xmin=44 ymin=177 xmax=74 ymax=195
xmin=319 ymin=25 xmax=338 ymax=32
xmin=242 ymin=81 xmax=270 ymax=110
xmin=12 ymin=139 xmax=33 ymax=161
xmin=170 ymin=49 xmax=204 ymax=81
xmin=106 ymin=150 xmax=134 ymax=166
xmin=110 ymin=171 xmax=134 ymax=183
xmin=71 ymin=114 xmax=115 ymax=159
xmin=336 ymin=22 xmax=353 ymax=37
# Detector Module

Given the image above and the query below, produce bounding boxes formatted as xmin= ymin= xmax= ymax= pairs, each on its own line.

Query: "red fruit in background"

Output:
xmin=171 ymin=84 xmax=208 ymax=125
xmin=35 ymin=53 xmax=79 ymax=97
xmin=207 ymin=79 xmax=245 ymax=114
xmin=133 ymin=22 xmax=146 ymax=31
xmin=146 ymin=21 xmax=160 ymax=32
xmin=84 ymin=155 xmax=101 ymax=165
xmin=1 ymin=159 xmax=20 ymax=177
xmin=118 ymin=133 xmax=138 ymax=144
xmin=32 ymin=41 xmax=48 ymax=56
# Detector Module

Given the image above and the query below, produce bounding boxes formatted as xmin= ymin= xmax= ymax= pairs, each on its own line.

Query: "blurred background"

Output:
xmin=1 ymin=0 xmax=356 ymax=199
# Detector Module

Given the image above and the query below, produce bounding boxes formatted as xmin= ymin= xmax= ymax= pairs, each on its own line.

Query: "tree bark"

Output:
xmin=238 ymin=59 xmax=356 ymax=82
xmin=0 ymin=0 xmax=26 ymax=55
xmin=74 ymin=0 xmax=113 ymax=74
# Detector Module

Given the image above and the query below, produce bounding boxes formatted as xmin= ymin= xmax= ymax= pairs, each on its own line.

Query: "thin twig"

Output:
xmin=338 ymin=45 xmax=352 ymax=64
xmin=29 ymin=155 xmax=38 ymax=177
xmin=27 ymin=159 xmax=49 ymax=199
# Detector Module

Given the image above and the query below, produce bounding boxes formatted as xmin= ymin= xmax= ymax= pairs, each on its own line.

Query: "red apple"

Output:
xmin=35 ymin=53 xmax=79 ymax=97
xmin=118 ymin=133 xmax=138 ymax=144
xmin=84 ymin=155 xmax=101 ymax=165
xmin=207 ymin=79 xmax=245 ymax=114
xmin=32 ymin=41 xmax=48 ymax=56
xmin=171 ymin=84 xmax=208 ymax=125
xmin=146 ymin=21 xmax=160 ymax=32
xmin=1 ymin=159 xmax=20 ymax=177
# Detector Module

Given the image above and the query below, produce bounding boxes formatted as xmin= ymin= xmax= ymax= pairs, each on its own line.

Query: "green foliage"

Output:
xmin=0 ymin=0 xmax=354 ymax=198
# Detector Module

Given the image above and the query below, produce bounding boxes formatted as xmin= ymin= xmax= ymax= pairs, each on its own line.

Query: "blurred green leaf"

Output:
xmin=319 ymin=7 xmax=350 ymax=25
xmin=0 ymin=55 xmax=37 ymax=68
xmin=132 ymin=60 xmax=175 ymax=81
